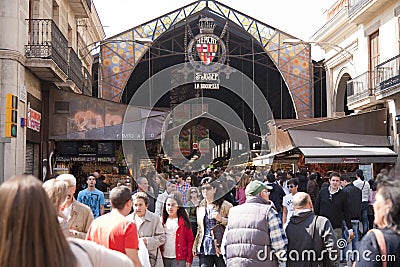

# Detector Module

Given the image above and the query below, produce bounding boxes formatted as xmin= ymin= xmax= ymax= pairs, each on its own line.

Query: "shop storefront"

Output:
xmin=48 ymin=89 xmax=167 ymax=185
xmin=25 ymin=93 xmax=42 ymax=178
xmin=254 ymin=108 xmax=397 ymax=178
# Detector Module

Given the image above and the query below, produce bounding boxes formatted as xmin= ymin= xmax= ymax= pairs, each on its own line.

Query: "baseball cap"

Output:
xmin=245 ymin=180 xmax=272 ymax=196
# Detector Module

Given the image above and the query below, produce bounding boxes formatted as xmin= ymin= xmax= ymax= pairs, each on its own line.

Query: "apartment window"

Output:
xmin=369 ymin=31 xmax=379 ymax=87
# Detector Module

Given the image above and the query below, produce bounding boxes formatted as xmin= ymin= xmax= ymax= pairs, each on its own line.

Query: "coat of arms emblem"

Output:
xmin=187 ymin=17 xmax=227 ymax=72
xmin=196 ymin=36 xmax=218 ymax=65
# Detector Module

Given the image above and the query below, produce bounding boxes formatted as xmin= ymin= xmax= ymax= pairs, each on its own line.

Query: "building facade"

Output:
xmin=0 ymin=0 xmax=105 ymax=181
xmin=312 ymin=0 xmax=400 ymax=165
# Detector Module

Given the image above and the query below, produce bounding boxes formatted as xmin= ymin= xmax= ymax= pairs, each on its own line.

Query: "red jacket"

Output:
xmin=162 ymin=216 xmax=194 ymax=263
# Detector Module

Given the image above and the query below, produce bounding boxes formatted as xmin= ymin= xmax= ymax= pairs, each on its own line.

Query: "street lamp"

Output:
xmin=283 ymin=38 xmax=353 ymax=63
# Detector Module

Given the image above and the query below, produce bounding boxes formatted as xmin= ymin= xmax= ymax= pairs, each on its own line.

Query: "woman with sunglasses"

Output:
xmin=193 ymin=177 xmax=233 ymax=267
xmin=186 ymin=187 xmax=201 ymax=237
xmin=355 ymin=174 xmax=400 ymax=267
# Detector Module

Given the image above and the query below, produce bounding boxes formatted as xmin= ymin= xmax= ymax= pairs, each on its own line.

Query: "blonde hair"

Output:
xmin=42 ymin=179 xmax=68 ymax=213
xmin=56 ymin=174 xmax=77 ymax=186
xmin=0 ymin=175 xmax=77 ymax=267
xmin=186 ymin=186 xmax=200 ymax=202
xmin=237 ymin=173 xmax=250 ymax=189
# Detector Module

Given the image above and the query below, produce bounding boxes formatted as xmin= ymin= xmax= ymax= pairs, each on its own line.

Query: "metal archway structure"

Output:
xmin=100 ymin=0 xmax=312 ymax=118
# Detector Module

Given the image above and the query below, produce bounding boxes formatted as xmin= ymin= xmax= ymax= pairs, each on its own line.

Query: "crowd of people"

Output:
xmin=0 ymin=166 xmax=399 ymax=267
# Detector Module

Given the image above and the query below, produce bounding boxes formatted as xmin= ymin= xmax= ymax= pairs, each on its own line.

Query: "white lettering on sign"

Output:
xmin=194 ymin=83 xmax=220 ymax=89
xmin=195 ymin=72 xmax=219 ymax=81
xmin=27 ymin=106 xmax=41 ymax=132
xmin=197 ymin=36 xmax=218 ymax=44
xmin=341 ymin=158 xmax=360 ymax=163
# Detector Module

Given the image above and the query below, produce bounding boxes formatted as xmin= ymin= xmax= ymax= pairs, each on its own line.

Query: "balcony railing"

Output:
xmin=347 ymin=71 xmax=374 ymax=104
xmin=25 ymin=19 xmax=68 ymax=75
xmin=68 ymin=47 xmax=83 ymax=90
xmin=347 ymin=0 xmax=371 ymax=16
xmin=83 ymin=67 xmax=92 ymax=96
xmin=375 ymin=54 xmax=400 ymax=92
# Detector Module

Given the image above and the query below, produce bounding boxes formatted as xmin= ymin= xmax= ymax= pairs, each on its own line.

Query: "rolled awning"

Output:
xmin=299 ymin=147 xmax=397 ymax=164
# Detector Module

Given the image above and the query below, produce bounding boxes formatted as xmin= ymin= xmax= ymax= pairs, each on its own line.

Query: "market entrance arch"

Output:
xmin=100 ymin=0 xmax=313 ymax=120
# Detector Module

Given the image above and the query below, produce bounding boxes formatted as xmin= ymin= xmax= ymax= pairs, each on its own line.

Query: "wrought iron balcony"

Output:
xmin=347 ymin=71 xmax=375 ymax=105
xmin=68 ymin=48 xmax=83 ymax=90
xmin=347 ymin=0 xmax=371 ymax=17
xmin=375 ymin=55 xmax=400 ymax=92
xmin=83 ymin=67 xmax=93 ymax=96
xmin=374 ymin=54 xmax=400 ymax=99
xmin=25 ymin=19 xmax=68 ymax=79
xmin=347 ymin=0 xmax=394 ymax=22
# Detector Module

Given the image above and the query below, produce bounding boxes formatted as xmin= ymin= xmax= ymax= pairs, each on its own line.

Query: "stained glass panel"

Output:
xmin=208 ymin=1 xmax=224 ymax=16
xmin=184 ymin=3 xmax=198 ymax=17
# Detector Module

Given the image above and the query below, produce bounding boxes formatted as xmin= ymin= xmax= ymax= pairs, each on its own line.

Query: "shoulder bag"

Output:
xmin=370 ymin=229 xmax=387 ymax=267
xmin=211 ymin=206 xmax=225 ymax=256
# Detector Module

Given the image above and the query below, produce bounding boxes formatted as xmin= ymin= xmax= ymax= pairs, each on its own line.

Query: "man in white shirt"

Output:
xmin=282 ymin=178 xmax=299 ymax=227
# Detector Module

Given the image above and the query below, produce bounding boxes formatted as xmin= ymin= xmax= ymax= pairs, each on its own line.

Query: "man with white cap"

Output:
xmin=223 ymin=180 xmax=288 ymax=267
xmin=57 ymin=174 xmax=94 ymax=239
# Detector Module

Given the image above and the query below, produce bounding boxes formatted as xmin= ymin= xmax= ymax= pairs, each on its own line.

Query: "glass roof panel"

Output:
xmin=227 ymin=11 xmax=241 ymax=26
xmin=161 ymin=11 xmax=179 ymax=30
xmin=192 ymin=1 xmax=207 ymax=14
xmin=214 ymin=2 xmax=230 ymax=18
xmin=257 ymin=22 xmax=275 ymax=46
xmin=184 ymin=3 xmax=198 ymax=17
xmin=247 ymin=22 xmax=261 ymax=44
xmin=208 ymin=1 xmax=224 ymax=16
xmin=174 ymin=9 xmax=186 ymax=24
xmin=141 ymin=21 xmax=157 ymax=39
xmin=235 ymin=13 xmax=252 ymax=29
xmin=154 ymin=19 xmax=166 ymax=39
xmin=135 ymin=27 xmax=145 ymax=38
